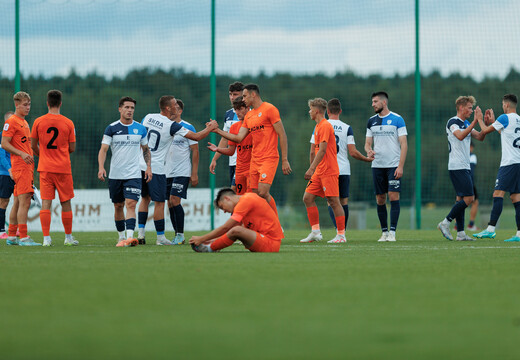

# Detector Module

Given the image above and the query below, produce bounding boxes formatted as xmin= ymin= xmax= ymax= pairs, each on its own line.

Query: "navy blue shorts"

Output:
xmin=229 ymin=166 xmax=236 ymax=187
xmin=495 ymin=164 xmax=520 ymax=194
xmin=449 ymin=169 xmax=474 ymax=197
xmin=167 ymin=176 xmax=190 ymax=199
xmin=338 ymin=175 xmax=350 ymax=199
xmin=142 ymin=172 xmax=167 ymax=202
xmin=372 ymin=167 xmax=400 ymax=194
xmin=0 ymin=175 xmax=15 ymax=199
xmin=108 ymin=178 xmax=141 ymax=203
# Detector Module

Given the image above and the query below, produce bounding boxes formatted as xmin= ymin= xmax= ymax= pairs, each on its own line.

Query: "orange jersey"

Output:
xmin=31 ymin=114 xmax=75 ymax=174
xmin=228 ymin=120 xmax=252 ymax=176
xmin=313 ymin=118 xmax=339 ymax=176
xmin=2 ymin=114 xmax=33 ymax=170
xmin=231 ymin=192 xmax=284 ymax=241
xmin=242 ymin=102 xmax=280 ymax=162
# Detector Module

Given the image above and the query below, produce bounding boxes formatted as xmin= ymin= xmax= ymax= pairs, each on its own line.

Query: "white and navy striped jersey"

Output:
xmin=165 ymin=120 xmax=197 ymax=178
xmin=102 ymin=120 xmax=148 ymax=180
xmin=223 ymin=108 xmax=238 ymax=166
xmin=446 ymin=116 xmax=471 ymax=170
xmin=366 ymin=112 xmax=407 ymax=168
xmin=492 ymin=113 xmax=520 ymax=166
xmin=139 ymin=113 xmax=189 ymax=175
xmin=310 ymin=119 xmax=355 ymax=175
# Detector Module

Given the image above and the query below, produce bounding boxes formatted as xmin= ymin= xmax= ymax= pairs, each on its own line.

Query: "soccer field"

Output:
xmin=1 ymin=229 xmax=520 ymax=360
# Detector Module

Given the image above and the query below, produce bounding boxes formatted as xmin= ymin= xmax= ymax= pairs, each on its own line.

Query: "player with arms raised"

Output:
xmin=31 ymin=90 xmax=77 ymax=246
xmin=98 ymin=96 xmax=151 ymax=247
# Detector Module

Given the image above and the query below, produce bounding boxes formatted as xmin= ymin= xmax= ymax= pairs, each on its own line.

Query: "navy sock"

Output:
xmin=0 ymin=208 xmax=6 ymax=232
xmin=154 ymin=219 xmax=165 ymax=235
xmin=377 ymin=204 xmax=388 ymax=232
xmin=455 ymin=207 xmax=465 ymax=232
xmin=343 ymin=204 xmax=349 ymax=229
xmin=489 ymin=197 xmax=504 ymax=226
xmin=138 ymin=211 xmax=148 ymax=228
xmin=125 ymin=218 xmax=136 ymax=232
xmin=390 ymin=200 xmax=400 ymax=232
xmin=514 ymin=202 xmax=520 ymax=231
xmin=173 ymin=205 xmax=185 ymax=234
xmin=446 ymin=200 xmax=468 ymax=223
xmin=468 ymin=220 xmax=475 ymax=227
xmin=115 ymin=220 xmax=125 ymax=232
xmin=328 ymin=206 xmax=337 ymax=228
xmin=169 ymin=207 xmax=177 ymax=233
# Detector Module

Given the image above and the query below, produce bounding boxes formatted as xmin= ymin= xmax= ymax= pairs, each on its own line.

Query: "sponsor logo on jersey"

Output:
xmin=387 ymin=120 xmax=392 ymax=125
xmin=323 ymin=186 xmax=326 ymax=191
xmin=147 ymin=118 xmax=164 ymax=128
xmin=133 ymin=129 xmax=139 ymax=134
xmin=258 ymin=112 xmax=262 ymax=117
xmin=261 ymin=173 xmax=267 ymax=178
xmin=250 ymin=125 xmax=265 ymax=132
xmin=116 ymin=130 xmax=123 ymax=134
xmin=3 ymin=123 xmax=9 ymax=131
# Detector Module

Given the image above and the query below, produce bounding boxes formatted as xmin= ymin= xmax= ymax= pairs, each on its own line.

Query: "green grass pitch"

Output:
xmin=1 ymin=229 xmax=520 ymax=359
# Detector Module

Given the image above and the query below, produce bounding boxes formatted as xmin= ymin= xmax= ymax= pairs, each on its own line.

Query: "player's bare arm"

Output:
xmin=215 ymin=126 xmax=248 ymax=144
xmin=453 ymin=116 xmax=478 ymax=141
xmin=469 ymin=107 xmax=487 ymax=141
xmin=309 ymin=143 xmax=315 ymax=165
xmin=348 ymin=144 xmax=374 ymax=162
xmin=190 ymin=143 xmax=199 ymax=187
xmin=1 ymin=136 xmax=34 ymax=164
xmin=185 ymin=120 xmax=218 ymax=141
xmin=69 ymin=142 xmax=76 ymax=153
xmin=305 ymin=141 xmax=327 ymax=180
xmin=395 ymin=135 xmax=407 ymax=179
xmin=97 ymin=143 xmax=109 ymax=181
xmin=207 ymin=142 xmax=236 ymax=156
xmin=30 ymin=137 xmax=40 ymax=157
xmin=189 ymin=217 xmax=240 ymax=246
xmin=365 ymin=137 xmax=375 ymax=158
xmin=273 ymin=120 xmax=292 ymax=175
xmin=141 ymin=144 xmax=152 ymax=183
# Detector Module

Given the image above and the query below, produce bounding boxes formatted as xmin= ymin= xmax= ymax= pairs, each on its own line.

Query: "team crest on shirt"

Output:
xmin=261 ymin=173 xmax=267 ymax=178
xmin=323 ymin=187 xmax=326 ymax=191
xmin=3 ymin=123 xmax=8 ymax=131
xmin=387 ymin=120 xmax=392 ymax=125
xmin=133 ymin=129 xmax=138 ymax=134
xmin=258 ymin=112 xmax=262 ymax=117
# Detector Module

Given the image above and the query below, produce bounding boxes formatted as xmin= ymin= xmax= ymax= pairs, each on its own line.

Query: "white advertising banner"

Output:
xmin=6 ymin=188 xmax=230 ymax=232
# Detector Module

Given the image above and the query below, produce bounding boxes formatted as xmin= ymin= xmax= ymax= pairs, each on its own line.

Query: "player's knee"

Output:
xmin=227 ymin=227 xmax=241 ymax=239
xmin=114 ymin=202 xmax=125 ymax=210
xmin=0 ymin=198 xmax=9 ymax=208
xmin=464 ymin=196 xmax=474 ymax=206
xmin=376 ymin=194 xmax=386 ymax=205
xmin=169 ymin=196 xmax=181 ymax=206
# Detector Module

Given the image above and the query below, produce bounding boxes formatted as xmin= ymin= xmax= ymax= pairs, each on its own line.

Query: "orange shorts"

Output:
xmin=248 ymin=232 xmax=281 ymax=253
xmin=235 ymin=173 xmax=250 ymax=195
xmin=249 ymin=158 xmax=279 ymax=189
xmin=12 ymin=168 xmax=34 ymax=196
xmin=305 ymin=174 xmax=339 ymax=198
xmin=40 ymin=172 xmax=75 ymax=202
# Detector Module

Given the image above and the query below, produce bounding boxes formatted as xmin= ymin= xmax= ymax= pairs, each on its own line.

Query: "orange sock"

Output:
xmin=40 ymin=210 xmax=51 ymax=236
xmin=336 ymin=216 xmax=345 ymax=235
xmin=210 ymin=234 xmax=235 ymax=251
xmin=306 ymin=206 xmax=320 ymax=231
xmin=268 ymin=196 xmax=278 ymax=217
xmin=61 ymin=211 xmax=73 ymax=235
xmin=8 ymin=224 xmax=17 ymax=237
xmin=18 ymin=224 xmax=28 ymax=239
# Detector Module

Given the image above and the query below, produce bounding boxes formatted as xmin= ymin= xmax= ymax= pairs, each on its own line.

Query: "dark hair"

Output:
xmin=47 ymin=90 xmax=62 ymax=108
xmin=119 ymin=96 xmax=136 ymax=107
xmin=244 ymin=83 xmax=260 ymax=95
xmin=327 ymin=98 xmax=342 ymax=115
xmin=371 ymin=91 xmax=389 ymax=101
xmin=228 ymin=82 xmax=244 ymax=93
xmin=159 ymin=95 xmax=175 ymax=111
xmin=503 ymin=94 xmax=518 ymax=106
xmin=176 ymin=99 xmax=184 ymax=111
xmin=214 ymin=187 xmax=236 ymax=208
xmin=232 ymin=96 xmax=247 ymax=110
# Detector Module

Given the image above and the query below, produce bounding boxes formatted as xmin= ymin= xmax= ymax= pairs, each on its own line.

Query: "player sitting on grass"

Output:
xmin=189 ymin=188 xmax=284 ymax=253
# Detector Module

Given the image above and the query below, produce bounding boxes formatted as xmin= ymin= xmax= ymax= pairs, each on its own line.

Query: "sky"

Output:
xmin=0 ymin=0 xmax=518 ymax=80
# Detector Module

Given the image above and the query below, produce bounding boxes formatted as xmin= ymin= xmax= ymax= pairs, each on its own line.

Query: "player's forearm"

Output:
xmin=399 ymin=141 xmax=408 ymax=168
xmin=217 ymin=146 xmax=235 ymax=156
xmin=350 ymin=148 xmax=371 ymax=162
xmin=200 ymin=220 xmax=238 ymax=242
xmin=216 ymin=128 xmax=242 ymax=143
xmin=98 ymin=150 xmax=107 ymax=170
xmin=191 ymin=149 xmax=199 ymax=175
xmin=142 ymin=147 xmax=151 ymax=168
xmin=364 ymin=139 xmax=373 ymax=154
xmin=309 ymin=148 xmax=326 ymax=170
xmin=279 ymin=132 xmax=289 ymax=162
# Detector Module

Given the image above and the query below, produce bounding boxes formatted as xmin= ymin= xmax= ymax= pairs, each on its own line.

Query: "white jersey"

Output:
xmin=310 ymin=119 xmax=355 ymax=175
xmin=492 ymin=113 xmax=520 ymax=166
xmin=139 ymin=113 xmax=189 ymax=175
xmin=446 ymin=116 xmax=471 ymax=170
xmin=366 ymin=111 xmax=407 ymax=168
xmin=102 ymin=120 xmax=148 ymax=180
xmin=223 ymin=108 xmax=238 ymax=166
xmin=165 ymin=120 xmax=197 ymax=178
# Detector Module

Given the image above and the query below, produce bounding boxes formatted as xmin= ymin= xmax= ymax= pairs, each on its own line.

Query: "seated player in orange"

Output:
xmin=1 ymin=91 xmax=39 ymax=246
xmin=300 ymin=98 xmax=346 ymax=244
xmin=207 ymin=96 xmax=252 ymax=195
xmin=213 ymin=84 xmax=291 ymax=215
xmin=31 ymin=90 xmax=77 ymax=246
xmin=189 ymin=188 xmax=284 ymax=253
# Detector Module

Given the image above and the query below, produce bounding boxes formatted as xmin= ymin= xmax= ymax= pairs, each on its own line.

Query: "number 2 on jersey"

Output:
xmin=46 ymin=127 xmax=59 ymax=149
xmin=513 ymin=128 xmax=520 ymax=149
